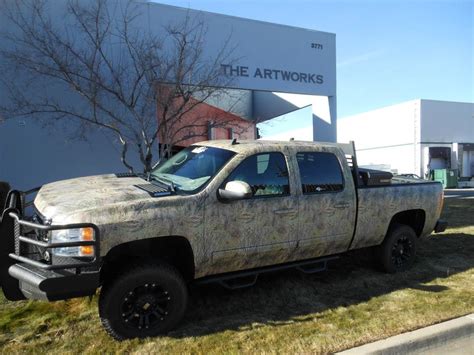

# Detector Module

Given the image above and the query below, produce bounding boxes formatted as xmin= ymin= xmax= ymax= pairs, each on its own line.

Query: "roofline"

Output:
xmin=339 ymin=99 xmax=421 ymax=120
xmin=418 ymin=98 xmax=474 ymax=105
xmin=140 ymin=1 xmax=336 ymax=37
xmin=340 ymin=98 xmax=474 ymax=119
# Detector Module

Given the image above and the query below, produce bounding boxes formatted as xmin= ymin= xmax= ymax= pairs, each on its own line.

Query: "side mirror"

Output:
xmin=217 ymin=180 xmax=252 ymax=202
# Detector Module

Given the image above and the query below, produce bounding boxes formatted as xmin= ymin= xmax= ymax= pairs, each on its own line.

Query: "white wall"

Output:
xmin=420 ymin=100 xmax=474 ymax=143
xmin=143 ymin=1 xmax=336 ymax=97
xmin=254 ymin=92 xmax=335 ymax=141
xmin=337 ymin=100 xmax=420 ymax=150
xmin=357 ymin=144 xmax=416 ymax=174
xmin=338 ymin=99 xmax=474 ymax=176
xmin=337 ymin=100 xmax=420 ymax=172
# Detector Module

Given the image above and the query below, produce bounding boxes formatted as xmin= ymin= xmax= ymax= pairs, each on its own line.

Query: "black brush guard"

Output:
xmin=0 ymin=189 xmax=101 ymax=301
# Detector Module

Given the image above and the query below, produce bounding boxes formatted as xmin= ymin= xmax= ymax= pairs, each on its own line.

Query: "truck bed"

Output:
xmin=350 ymin=180 xmax=443 ymax=250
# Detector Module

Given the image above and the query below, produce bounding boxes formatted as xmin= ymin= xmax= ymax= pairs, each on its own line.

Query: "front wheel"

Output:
xmin=99 ymin=262 xmax=188 ymax=340
xmin=377 ymin=224 xmax=417 ymax=273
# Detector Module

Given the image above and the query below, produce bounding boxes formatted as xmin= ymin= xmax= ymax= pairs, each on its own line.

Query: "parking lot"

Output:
xmin=444 ymin=188 xmax=474 ymax=199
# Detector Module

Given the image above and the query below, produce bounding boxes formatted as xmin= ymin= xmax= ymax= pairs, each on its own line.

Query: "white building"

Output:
xmin=338 ymin=99 xmax=474 ymax=179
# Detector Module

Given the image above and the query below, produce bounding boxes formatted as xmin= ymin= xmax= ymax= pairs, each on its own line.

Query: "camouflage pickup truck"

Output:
xmin=0 ymin=140 xmax=447 ymax=340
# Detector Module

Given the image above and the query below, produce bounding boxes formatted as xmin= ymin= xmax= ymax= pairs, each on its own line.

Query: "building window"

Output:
xmin=226 ymin=152 xmax=290 ymax=197
xmin=296 ymin=152 xmax=344 ymax=193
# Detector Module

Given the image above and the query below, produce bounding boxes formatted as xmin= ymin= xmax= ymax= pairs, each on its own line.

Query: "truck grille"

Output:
xmin=7 ymin=209 xmax=100 ymax=272
xmin=13 ymin=213 xmax=47 ymax=260
xmin=14 ymin=219 xmax=20 ymax=255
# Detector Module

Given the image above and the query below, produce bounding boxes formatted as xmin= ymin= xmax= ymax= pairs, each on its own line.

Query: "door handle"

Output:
xmin=273 ymin=208 xmax=297 ymax=216
xmin=334 ymin=203 xmax=350 ymax=209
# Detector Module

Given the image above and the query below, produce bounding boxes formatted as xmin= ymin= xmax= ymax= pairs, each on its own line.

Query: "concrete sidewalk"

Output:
xmin=337 ymin=314 xmax=474 ymax=355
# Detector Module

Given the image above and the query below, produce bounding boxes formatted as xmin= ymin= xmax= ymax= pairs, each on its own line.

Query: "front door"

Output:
xmin=203 ymin=151 xmax=299 ymax=275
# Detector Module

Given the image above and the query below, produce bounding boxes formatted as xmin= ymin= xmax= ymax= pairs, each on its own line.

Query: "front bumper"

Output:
xmin=9 ymin=263 xmax=100 ymax=301
xmin=434 ymin=219 xmax=448 ymax=233
xmin=1 ymin=189 xmax=101 ymax=301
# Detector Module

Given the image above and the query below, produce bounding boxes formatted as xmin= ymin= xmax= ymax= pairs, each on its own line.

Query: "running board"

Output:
xmin=218 ymin=275 xmax=258 ymax=290
xmin=296 ymin=260 xmax=331 ymax=274
xmin=195 ymin=255 xmax=339 ymax=290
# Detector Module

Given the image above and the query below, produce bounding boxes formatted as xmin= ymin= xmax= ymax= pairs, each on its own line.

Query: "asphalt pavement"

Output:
xmin=444 ymin=188 xmax=474 ymax=199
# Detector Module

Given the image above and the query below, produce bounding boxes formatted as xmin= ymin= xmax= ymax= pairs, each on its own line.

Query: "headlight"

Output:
xmin=50 ymin=227 xmax=95 ymax=257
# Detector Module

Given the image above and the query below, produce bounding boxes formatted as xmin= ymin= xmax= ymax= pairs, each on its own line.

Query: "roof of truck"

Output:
xmin=195 ymin=140 xmax=355 ymax=155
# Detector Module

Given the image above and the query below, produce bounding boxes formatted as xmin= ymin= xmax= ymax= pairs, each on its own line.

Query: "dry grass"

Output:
xmin=1 ymin=197 xmax=473 ymax=354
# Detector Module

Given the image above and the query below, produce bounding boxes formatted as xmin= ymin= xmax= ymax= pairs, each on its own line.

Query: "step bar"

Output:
xmin=195 ymin=255 xmax=339 ymax=290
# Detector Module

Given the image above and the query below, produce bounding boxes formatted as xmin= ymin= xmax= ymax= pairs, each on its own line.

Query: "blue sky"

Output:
xmin=154 ymin=0 xmax=473 ymax=118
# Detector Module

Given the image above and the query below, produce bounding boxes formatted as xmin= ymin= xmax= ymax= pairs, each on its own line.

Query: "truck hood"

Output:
xmin=34 ymin=174 xmax=159 ymax=222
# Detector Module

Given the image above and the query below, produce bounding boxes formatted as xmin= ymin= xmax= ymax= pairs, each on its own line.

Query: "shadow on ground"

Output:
xmin=440 ymin=197 xmax=474 ymax=229
xmin=166 ymin=231 xmax=474 ymax=338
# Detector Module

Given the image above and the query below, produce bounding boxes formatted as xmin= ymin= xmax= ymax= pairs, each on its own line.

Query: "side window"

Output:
xmin=296 ymin=152 xmax=344 ymax=194
xmin=227 ymin=152 xmax=290 ymax=197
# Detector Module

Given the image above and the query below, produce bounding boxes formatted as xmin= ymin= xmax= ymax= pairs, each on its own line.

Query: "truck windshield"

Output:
xmin=150 ymin=146 xmax=235 ymax=193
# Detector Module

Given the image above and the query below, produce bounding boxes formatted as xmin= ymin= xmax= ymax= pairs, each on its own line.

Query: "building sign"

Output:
xmin=221 ymin=64 xmax=324 ymax=85
xmin=145 ymin=3 xmax=336 ymax=97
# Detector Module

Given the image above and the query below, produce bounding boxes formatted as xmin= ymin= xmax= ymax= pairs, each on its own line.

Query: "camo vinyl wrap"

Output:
xmin=34 ymin=140 xmax=444 ymax=278
xmin=350 ymin=182 xmax=443 ymax=250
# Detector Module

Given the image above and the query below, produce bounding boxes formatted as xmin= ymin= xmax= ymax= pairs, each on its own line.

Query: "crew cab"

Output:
xmin=0 ymin=140 xmax=447 ymax=340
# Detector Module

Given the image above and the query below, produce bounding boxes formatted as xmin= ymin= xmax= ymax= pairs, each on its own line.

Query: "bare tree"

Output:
xmin=0 ymin=0 xmax=247 ymax=173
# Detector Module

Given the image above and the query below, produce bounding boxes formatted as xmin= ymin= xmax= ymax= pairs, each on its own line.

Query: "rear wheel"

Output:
xmin=99 ymin=262 xmax=188 ymax=340
xmin=378 ymin=224 xmax=417 ymax=273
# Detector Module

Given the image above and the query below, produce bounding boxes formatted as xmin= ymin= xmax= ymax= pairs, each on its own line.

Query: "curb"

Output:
xmin=337 ymin=314 xmax=474 ymax=354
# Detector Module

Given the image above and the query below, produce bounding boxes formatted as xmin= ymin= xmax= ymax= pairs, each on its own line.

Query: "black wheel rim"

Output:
xmin=120 ymin=283 xmax=171 ymax=330
xmin=391 ymin=236 xmax=413 ymax=269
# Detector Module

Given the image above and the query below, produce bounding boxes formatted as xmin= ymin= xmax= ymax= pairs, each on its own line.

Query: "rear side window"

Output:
xmin=226 ymin=152 xmax=290 ymax=197
xmin=296 ymin=152 xmax=344 ymax=194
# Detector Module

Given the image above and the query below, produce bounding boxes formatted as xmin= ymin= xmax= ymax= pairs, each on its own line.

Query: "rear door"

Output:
xmin=290 ymin=147 xmax=357 ymax=259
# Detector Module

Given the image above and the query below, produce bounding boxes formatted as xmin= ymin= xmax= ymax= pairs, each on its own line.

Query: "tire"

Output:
xmin=378 ymin=224 xmax=417 ymax=273
xmin=99 ymin=262 xmax=188 ymax=340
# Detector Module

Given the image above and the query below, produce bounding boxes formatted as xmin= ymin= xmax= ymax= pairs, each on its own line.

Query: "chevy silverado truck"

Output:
xmin=0 ymin=140 xmax=447 ymax=340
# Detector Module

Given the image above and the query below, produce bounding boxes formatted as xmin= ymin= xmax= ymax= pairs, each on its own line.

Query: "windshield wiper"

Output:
xmin=169 ymin=181 xmax=176 ymax=193
xmin=149 ymin=174 xmax=177 ymax=192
